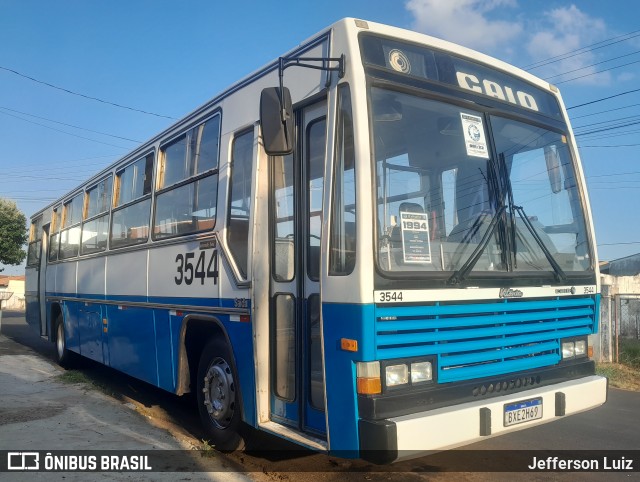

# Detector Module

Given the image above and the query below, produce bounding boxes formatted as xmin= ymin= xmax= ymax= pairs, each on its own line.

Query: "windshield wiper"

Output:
xmin=499 ymin=153 xmax=518 ymax=269
xmin=495 ymin=153 xmax=565 ymax=281
xmin=447 ymin=205 xmax=506 ymax=285
xmin=512 ymin=204 xmax=567 ymax=282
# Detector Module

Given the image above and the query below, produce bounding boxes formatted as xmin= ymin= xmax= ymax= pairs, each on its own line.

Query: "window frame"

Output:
xmin=152 ymin=112 xmax=221 ymax=241
xmin=305 ymin=116 xmax=327 ymax=282
xmin=48 ymin=205 xmax=62 ymax=263
xmin=114 ymin=154 xmax=154 ymax=208
xmin=329 ymin=83 xmax=357 ymax=276
xmin=80 ymin=175 xmax=113 ymax=256
xmin=84 ymin=175 xmax=113 ymax=222
xmin=226 ymin=126 xmax=255 ymax=280
xmin=26 ymin=215 xmax=43 ymax=267
xmin=58 ymin=191 xmax=84 ymax=260
xmin=109 ymin=152 xmax=155 ymax=250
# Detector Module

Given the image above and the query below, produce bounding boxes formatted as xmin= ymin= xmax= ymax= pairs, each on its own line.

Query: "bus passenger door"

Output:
xmin=38 ymin=225 xmax=49 ymax=336
xmin=26 ymin=224 xmax=49 ymax=336
xmin=269 ymin=101 xmax=327 ymax=437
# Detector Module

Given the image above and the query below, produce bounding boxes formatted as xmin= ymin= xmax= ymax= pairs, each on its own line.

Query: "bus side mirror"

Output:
xmin=260 ymin=87 xmax=294 ymax=156
xmin=544 ymin=146 xmax=562 ymax=194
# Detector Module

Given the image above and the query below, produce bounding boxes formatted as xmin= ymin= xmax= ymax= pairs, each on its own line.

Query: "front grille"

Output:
xmin=374 ymin=296 xmax=596 ymax=383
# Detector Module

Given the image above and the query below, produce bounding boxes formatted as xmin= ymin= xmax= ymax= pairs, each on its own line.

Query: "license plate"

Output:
xmin=504 ymin=397 xmax=543 ymax=427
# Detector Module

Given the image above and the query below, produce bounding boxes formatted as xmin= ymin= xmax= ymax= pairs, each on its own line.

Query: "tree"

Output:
xmin=0 ymin=198 xmax=27 ymax=271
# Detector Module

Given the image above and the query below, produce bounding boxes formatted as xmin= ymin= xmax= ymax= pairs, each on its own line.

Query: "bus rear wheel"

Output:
xmin=55 ymin=314 xmax=76 ymax=368
xmin=196 ymin=338 xmax=244 ymax=451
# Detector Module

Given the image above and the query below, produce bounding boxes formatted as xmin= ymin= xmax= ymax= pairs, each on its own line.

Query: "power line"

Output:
xmin=588 ymin=179 xmax=640 ymax=184
xmin=1 ymin=188 xmax=81 ymax=193
xmin=589 ymin=171 xmax=640 ymax=178
xmin=2 ymin=165 xmax=107 ymax=176
xmin=587 ymin=169 xmax=640 ymax=179
xmin=566 ymin=88 xmax=640 ymax=110
xmin=571 ymin=103 xmax=640 ymax=120
xmin=0 ymin=65 xmax=176 ymax=120
xmin=590 ymin=186 xmax=640 ymax=190
xmin=544 ymin=49 xmax=640 ymax=81
xmin=0 ymin=106 xmax=141 ymax=143
xmin=0 ymin=173 xmax=87 ymax=181
xmin=1 ymin=155 xmax=116 ymax=175
xmin=555 ymin=58 xmax=640 ymax=85
xmin=580 ymin=144 xmax=640 ymax=148
xmin=0 ymin=110 xmax=131 ymax=149
xmin=598 ymin=241 xmax=640 ymax=246
xmin=2 ymin=196 xmax=58 ymax=202
xmin=574 ymin=119 xmax=640 ymax=137
xmin=574 ymin=114 xmax=640 ymax=130
xmin=578 ymin=128 xmax=640 ymax=141
xmin=524 ymin=29 xmax=640 ymax=70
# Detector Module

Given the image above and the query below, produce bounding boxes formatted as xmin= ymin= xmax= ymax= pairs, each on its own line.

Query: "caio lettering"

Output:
xmin=456 ymin=72 xmax=539 ymax=112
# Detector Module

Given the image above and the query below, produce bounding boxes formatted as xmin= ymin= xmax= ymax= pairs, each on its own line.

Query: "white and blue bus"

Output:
xmin=25 ymin=18 xmax=606 ymax=462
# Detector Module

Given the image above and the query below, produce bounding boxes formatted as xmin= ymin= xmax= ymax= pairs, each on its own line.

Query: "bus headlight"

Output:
xmin=385 ymin=364 xmax=409 ymax=387
xmin=574 ymin=339 xmax=587 ymax=357
xmin=411 ymin=361 xmax=433 ymax=383
xmin=562 ymin=341 xmax=575 ymax=359
xmin=358 ymin=358 xmax=436 ymax=394
xmin=561 ymin=337 xmax=588 ymax=360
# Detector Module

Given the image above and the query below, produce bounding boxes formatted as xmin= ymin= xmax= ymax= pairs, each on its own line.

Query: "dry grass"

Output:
xmin=596 ymin=362 xmax=640 ymax=391
xmin=595 ymin=338 xmax=640 ymax=391
xmin=57 ymin=369 xmax=117 ymax=396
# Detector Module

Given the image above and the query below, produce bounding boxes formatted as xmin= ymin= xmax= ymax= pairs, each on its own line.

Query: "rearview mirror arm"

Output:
xmin=277 ymin=54 xmax=346 ymax=121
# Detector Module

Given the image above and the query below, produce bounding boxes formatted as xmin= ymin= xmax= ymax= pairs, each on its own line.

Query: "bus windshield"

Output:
xmin=372 ymin=86 xmax=592 ymax=278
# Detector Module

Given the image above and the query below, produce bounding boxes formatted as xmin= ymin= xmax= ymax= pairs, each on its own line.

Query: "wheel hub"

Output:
xmin=202 ymin=357 xmax=235 ymax=428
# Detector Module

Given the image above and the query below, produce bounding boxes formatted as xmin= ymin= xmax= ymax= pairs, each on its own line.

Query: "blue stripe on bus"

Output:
xmin=46 ymin=295 xmax=255 ymax=427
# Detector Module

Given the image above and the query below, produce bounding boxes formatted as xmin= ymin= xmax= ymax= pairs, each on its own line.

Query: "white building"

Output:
xmin=597 ymin=254 xmax=640 ymax=362
xmin=0 ymin=275 xmax=25 ymax=311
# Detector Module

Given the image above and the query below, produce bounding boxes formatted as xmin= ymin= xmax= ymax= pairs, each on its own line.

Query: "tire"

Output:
xmin=196 ymin=337 xmax=245 ymax=451
xmin=54 ymin=313 xmax=76 ymax=368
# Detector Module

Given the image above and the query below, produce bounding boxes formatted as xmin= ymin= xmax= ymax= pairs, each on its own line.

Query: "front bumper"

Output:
xmin=359 ymin=374 xmax=607 ymax=463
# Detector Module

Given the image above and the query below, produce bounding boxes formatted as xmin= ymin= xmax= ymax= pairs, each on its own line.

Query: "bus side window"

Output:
xmin=48 ymin=206 xmax=61 ymax=262
xmin=81 ymin=176 xmax=112 ymax=255
xmin=110 ymin=154 xmax=154 ymax=249
xmin=59 ymin=193 xmax=83 ymax=259
xmin=227 ymin=129 xmax=254 ymax=279
xmin=154 ymin=116 xmax=220 ymax=239
xmin=27 ymin=216 xmax=43 ymax=266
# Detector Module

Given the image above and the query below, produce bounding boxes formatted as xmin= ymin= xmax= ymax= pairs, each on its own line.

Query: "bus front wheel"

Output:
xmin=197 ymin=338 xmax=244 ymax=451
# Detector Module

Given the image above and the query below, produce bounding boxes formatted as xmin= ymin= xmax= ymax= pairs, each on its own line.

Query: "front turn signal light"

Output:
xmin=356 ymin=361 xmax=381 ymax=395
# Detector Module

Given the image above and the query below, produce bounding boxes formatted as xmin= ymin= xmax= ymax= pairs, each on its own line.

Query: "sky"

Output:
xmin=1 ymin=0 xmax=639 ymax=274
